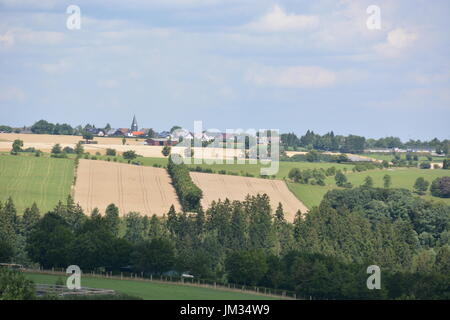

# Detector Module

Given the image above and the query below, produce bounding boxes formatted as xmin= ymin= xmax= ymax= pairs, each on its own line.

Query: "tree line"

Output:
xmin=281 ymin=130 xmax=450 ymax=155
xmin=1 ymin=183 xmax=449 ymax=299
xmin=167 ymin=156 xmax=203 ymax=212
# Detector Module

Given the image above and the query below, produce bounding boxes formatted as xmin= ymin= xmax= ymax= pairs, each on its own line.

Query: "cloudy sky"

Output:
xmin=0 ymin=0 xmax=449 ymax=140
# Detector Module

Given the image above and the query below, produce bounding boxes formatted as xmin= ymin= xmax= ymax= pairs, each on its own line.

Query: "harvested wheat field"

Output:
xmin=190 ymin=172 xmax=308 ymax=222
xmin=0 ymin=133 xmax=244 ymax=159
xmin=0 ymin=133 xmax=146 ymax=145
xmin=74 ymin=159 xmax=181 ymax=215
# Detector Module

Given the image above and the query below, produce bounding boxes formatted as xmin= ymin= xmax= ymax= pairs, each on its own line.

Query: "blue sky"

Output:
xmin=0 ymin=0 xmax=449 ymax=140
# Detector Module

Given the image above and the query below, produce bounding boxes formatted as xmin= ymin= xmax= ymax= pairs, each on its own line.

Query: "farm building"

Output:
xmin=157 ymin=131 xmax=171 ymax=138
xmin=171 ymin=129 xmax=193 ymax=141
xmin=146 ymin=138 xmax=178 ymax=146
xmin=112 ymin=128 xmax=130 ymax=136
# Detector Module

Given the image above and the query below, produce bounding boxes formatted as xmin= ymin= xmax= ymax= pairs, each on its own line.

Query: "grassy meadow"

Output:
xmin=0 ymin=153 xmax=75 ymax=214
xmin=24 ymin=272 xmax=276 ymax=300
xmin=287 ymin=166 xmax=450 ymax=209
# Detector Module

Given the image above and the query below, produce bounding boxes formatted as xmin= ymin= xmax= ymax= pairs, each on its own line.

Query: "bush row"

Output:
xmin=167 ymin=157 xmax=203 ymax=212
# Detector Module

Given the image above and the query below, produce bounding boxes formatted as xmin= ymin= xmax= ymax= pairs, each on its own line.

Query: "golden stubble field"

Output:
xmin=190 ymin=172 xmax=308 ymax=222
xmin=74 ymin=159 xmax=181 ymax=216
xmin=0 ymin=133 xmax=244 ymax=159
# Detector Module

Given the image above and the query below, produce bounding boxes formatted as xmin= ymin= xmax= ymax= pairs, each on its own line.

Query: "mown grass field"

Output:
xmin=24 ymin=272 xmax=276 ymax=300
xmin=0 ymin=154 xmax=74 ymax=214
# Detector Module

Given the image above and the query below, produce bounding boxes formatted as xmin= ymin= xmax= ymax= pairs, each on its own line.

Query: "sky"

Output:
xmin=0 ymin=0 xmax=449 ymax=141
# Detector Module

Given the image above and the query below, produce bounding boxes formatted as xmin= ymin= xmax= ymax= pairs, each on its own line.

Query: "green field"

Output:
xmin=0 ymin=154 xmax=75 ymax=214
xmin=24 ymin=272 xmax=276 ymax=300
xmin=3 ymin=151 xmax=448 ymax=214
xmin=360 ymin=153 xmax=445 ymax=162
xmin=287 ymin=167 xmax=450 ymax=209
xmin=286 ymin=182 xmax=334 ymax=210
xmin=123 ymin=156 xmax=354 ymax=179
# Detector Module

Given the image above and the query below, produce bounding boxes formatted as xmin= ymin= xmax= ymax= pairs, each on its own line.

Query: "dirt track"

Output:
xmin=74 ymin=159 xmax=181 ymax=215
xmin=190 ymin=172 xmax=308 ymax=222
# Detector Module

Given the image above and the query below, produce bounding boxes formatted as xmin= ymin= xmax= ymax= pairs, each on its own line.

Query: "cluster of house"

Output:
xmin=84 ymin=115 xmax=280 ymax=148
xmin=85 ymin=115 xmax=147 ymax=138
xmin=365 ymin=148 xmax=443 ymax=156
xmin=146 ymin=130 xmax=233 ymax=146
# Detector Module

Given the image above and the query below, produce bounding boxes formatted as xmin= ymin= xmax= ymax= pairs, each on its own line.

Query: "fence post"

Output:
xmin=121 ymin=272 xmax=123 ymax=280
xmin=150 ymin=274 xmax=152 ymax=281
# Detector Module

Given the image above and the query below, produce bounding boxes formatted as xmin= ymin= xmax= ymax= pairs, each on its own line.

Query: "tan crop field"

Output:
xmin=190 ymin=172 xmax=308 ymax=222
xmin=0 ymin=133 xmax=146 ymax=145
xmin=0 ymin=133 xmax=243 ymax=159
xmin=74 ymin=159 xmax=181 ymax=215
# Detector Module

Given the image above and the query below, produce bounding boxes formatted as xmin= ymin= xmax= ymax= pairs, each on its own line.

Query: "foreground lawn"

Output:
xmin=24 ymin=273 xmax=276 ymax=300
xmin=0 ymin=154 xmax=75 ymax=214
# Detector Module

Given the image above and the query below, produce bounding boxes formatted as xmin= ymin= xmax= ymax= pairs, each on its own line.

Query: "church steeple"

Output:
xmin=131 ymin=115 xmax=138 ymax=131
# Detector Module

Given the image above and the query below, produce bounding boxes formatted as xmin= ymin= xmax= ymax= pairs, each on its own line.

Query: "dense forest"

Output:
xmin=1 ymin=184 xmax=449 ymax=299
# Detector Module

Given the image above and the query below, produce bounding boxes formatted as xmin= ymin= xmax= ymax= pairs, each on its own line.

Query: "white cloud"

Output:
xmin=2 ymin=28 xmax=65 ymax=46
xmin=40 ymin=59 xmax=71 ymax=74
xmin=366 ymin=88 xmax=450 ymax=110
xmin=412 ymin=72 xmax=450 ymax=85
xmin=375 ymin=28 xmax=417 ymax=57
xmin=0 ymin=0 xmax=58 ymax=9
xmin=0 ymin=86 xmax=26 ymax=102
xmin=387 ymin=28 xmax=417 ymax=49
xmin=245 ymin=5 xmax=319 ymax=32
xmin=246 ymin=66 xmax=336 ymax=88
xmin=0 ymin=31 xmax=14 ymax=47
xmin=97 ymin=79 xmax=119 ymax=88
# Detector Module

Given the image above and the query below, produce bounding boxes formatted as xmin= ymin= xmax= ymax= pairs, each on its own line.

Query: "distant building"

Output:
xmin=106 ymin=129 xmax=117 ymax=136
xmin=113 ymin=128 xmax=130 ymax=136
xmin=146 ymin=138 xmax=177 ymax=146
xmin=171 ymin=129 xmax=193 ymax=141
xmin=85 ymin=128 xmax=105 ymax=136
xmin=157 ymin=131 xmax=171 ymax=139
xmin=131 ymin=115 xmax=138 ymax=132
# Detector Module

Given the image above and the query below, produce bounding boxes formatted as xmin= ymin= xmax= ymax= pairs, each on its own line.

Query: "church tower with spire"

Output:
xmin=131 ymin=115 xmax=138 ymax=132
